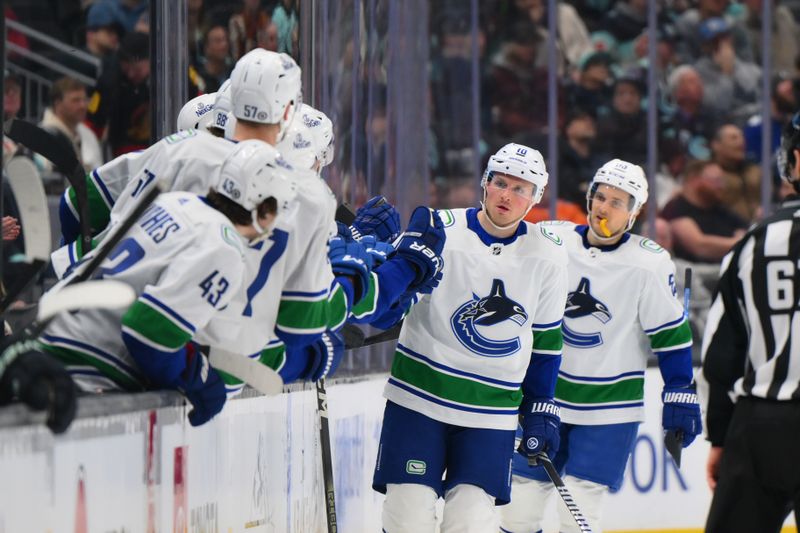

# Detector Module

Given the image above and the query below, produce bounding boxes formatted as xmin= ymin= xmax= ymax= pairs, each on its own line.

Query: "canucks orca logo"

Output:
xmin=563 ymin=277 xmax=611 ymax=348
xmin=449 ymin=279 xmax=528 ymax=357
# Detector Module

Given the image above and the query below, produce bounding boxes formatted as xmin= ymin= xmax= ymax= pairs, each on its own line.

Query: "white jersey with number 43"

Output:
xmin=41 ymin=192 xmax=246 ymax=392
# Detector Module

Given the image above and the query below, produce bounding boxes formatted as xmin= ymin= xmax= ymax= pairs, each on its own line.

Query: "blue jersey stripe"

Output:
xmin=140 ymin=293 xmax=196 ymax=333
xmin=91 ymin=169 xmax=115 ymax=208
xmin=397 ymin=343 xmax=522 ymax=389
xmin=531 ymin=319 xmax=562 ymax=330
xmin=282 ymin=289 xmax=329 ymax=298
xmin=558 ymin=369 xmax=645 ymax=382
xmin=643 ymin=315 xmax=684 ymax=334
xmin=556 ymin=400 xmax=644 ymax=411
xmin=388 ymin=378 xmax=520 ymax=416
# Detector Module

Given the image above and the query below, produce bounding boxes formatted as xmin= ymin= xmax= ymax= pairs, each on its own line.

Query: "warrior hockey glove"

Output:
xmin=394 ymin=207 xmax=445 ymax=291
xmin=328 ymin=234 xmax=373 ymax=305
xmin=662 ymin=384 xmax=702 ymax=447
xmin=350 ymin=196 xmax=401 ymax=242
xmin=176 ymin=343 xmax=227 ymax=427
xmin=359 ymin=235 xmax=395 ymax=267
xmin=0 ymin=342 xmax=77 ymax=434
xmin=519 ymin=397 xmax=561 ymax=458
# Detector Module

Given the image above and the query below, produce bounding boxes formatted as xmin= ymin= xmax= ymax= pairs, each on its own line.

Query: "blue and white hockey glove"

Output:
xmin=662 ymin=384 xmax=702 ymax=447
xmin=176 ymin=344 xmax=227 ymax=427
xmin=350 ymin=196 xmax=401 ymax=242
xmin=328 ymin=235 xmax=373 ymax=304
xmin=359 ymin=234 xmax=395 ymax=267
xmin=280 ymin=331 xmax=345 ymax=382
xmin=394 ymin=206 xmax=445 ymax=291
xmin=518 ymin=397 xmax=561 ymax=458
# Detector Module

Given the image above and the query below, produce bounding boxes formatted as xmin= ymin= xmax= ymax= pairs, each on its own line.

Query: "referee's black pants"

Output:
xmin=706 ymin=397 xmax=800 ymax=533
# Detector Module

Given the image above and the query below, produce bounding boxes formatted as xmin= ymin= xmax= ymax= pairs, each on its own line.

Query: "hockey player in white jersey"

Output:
xmin=372 ymin=143 xmax=568 ymax=533
xmin=40 ymin=140 xmax=296 ymax=426
xmin=499 ymin=159 xmax=702 ymax=533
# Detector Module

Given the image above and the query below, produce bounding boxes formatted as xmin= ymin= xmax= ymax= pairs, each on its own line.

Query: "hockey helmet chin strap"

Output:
xmin=480 ymin=181 xmax=535 ymax=232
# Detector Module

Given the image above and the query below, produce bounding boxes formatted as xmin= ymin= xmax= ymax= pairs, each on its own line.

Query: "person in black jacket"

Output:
xmin=701 ymin=112 xmax=800 ymax=533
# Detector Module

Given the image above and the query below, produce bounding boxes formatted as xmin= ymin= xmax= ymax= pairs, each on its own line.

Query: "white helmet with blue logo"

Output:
xmin=481 ymin=143 xmax=548 ymax=204
xmin=588 ymin=158 xmax=648 ymax=213
xmin=177 ymin=93 xmax=216 ymax=132
xmin=216 ymin=139 xmax=298 ymax=233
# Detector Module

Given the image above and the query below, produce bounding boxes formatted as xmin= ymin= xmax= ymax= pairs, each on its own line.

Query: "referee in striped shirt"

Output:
xmin=701 ymin=113 xmax=800 ymax=532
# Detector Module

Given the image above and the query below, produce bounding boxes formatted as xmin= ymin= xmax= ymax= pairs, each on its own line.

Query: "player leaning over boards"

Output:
xmin=500 ymin=159 xmax=702 ymax=533
xmin=372 ymin=143 xmax=568 ymax=533
xmin=40 ymin=140 xmax=296 ymax=426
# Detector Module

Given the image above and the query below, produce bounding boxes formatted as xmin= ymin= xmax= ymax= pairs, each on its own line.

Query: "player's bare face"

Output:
xmin=589 ymin=184 xmax=633 ymax=237
xmin=484 ymin=174 xmax=535 ymax=225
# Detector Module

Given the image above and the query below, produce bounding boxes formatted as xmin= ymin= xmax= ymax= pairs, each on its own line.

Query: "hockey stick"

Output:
xmin=7 ymin=185 xmax=160 ymax=345
xmin=3 ymin=119 xmax=92 ymax=254
xmin=664 ymin=267 xmax=693 ymax=468
xmin=0 ymin=157 xmax=52 ymax=315
xmin=529 ymin=453 xmax=593 ymax=533
xmin=206 ymin=347 xmax=283 ymax=396
xmin=316 ymin=378 xmax=338 ymax=533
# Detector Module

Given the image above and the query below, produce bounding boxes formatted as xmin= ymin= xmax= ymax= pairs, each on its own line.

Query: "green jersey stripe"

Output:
xmin=277 ymin=298 xmax=329 ymax=331
xmin=326 ymin=284 xmax=348 ymax=330
xmin=391 ymin=351 xmax=522 ymax=408
xmin=533 ymin=327 xmax=563 ymax=352
xmin=555 ymin=376 xmax=645 ymax=404
xmin=648 ymin=320 xmax=692 ymax=350
xmin=350 ymin=273 xmax=379 ymax=319
xmin=69 ymin=177 xmax=112 ymax=231
xmin=122 ymin=300 xmax=192 ymax=350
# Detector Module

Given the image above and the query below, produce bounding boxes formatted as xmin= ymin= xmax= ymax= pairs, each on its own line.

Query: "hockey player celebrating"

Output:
xmin=500 ymin=159 xmax=701 ymax=533
xmin=372 ymin=143 xmax=568 ymax=533
xmin=40 ymin=140 xmax=296 ymax=426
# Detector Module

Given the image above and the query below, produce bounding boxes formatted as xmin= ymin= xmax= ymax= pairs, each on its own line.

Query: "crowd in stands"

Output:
xmin=3 ymin=0 xmax=797 ymax=341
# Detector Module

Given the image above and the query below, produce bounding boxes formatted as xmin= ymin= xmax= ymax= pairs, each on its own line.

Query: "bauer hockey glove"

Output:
xmin=518 ymin=397 xmax=561 ymax=458
xmin=176 ymin=343 xmax=227 ymax=427
xmin=662 ymin=384 xmax=702 ymax=447
xmin=350 ymin=196 xmax=401 ymax=242
xmin=394 ymin=207 xmax=445 ymax=291
xmin=0 ymin=342 xmax=77 ymax=434
xmin=359 ymin=235 xmax=395 ymax=267
xmin=328 ymin=234 xmax=373 ymax=305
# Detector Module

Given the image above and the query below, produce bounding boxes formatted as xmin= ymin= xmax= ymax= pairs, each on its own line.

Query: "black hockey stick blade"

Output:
xmin=0 ymin=157 xmax=52 ymax=315
xmin=335 ymin=203 xmax=356 ymax=225
xmin=342 ymin=323 xmax=366 ymax=349
xmin=4 ymin=119 xmax=92 ymax=254
xmin=664 ymin=429 xmax=684 ymax=468
xmin=530 ymin=452 xmax=594 ymax=532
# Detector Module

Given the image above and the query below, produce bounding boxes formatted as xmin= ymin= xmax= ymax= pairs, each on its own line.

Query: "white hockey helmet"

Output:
xmin=216 ymin=139 xmax=298 ymax=233
xmin=588 ymin=158 xmax=648 ymax=213
xmin=276 ymin=118 xmax=317 ymax=170
xmin=211 ymin=79 xmax=237 ymax=139
xmin=176 ymin=93 xmax=216 ymax=131
xmin=298 ymin=103 xmax=335 ymax=168
xmin=481 ymin=143 xmax=548 ymax=204
xmin=229 ymin=49 xmax=302 ymax=141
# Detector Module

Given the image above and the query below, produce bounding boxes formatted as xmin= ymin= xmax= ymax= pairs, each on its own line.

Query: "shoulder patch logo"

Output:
xmin=449 ymin=279 xmax=528 ymax=357
xmin=639 ymin=238 xmax=664 ymax=254
xmin=540 ymin=226 xmax=562 ymax=245
xmin=164 ymin=129 xmax=198 ymax=144
xmin=563 ymin=277 xmax=611 ymax=348
xmin=439 ymin=209 xmax=455 ymax=227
